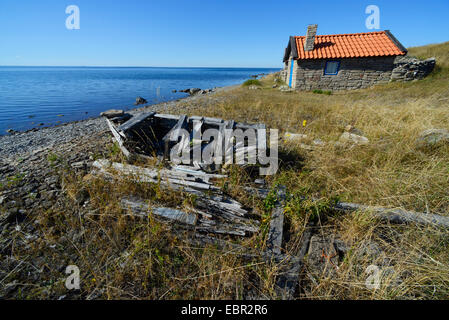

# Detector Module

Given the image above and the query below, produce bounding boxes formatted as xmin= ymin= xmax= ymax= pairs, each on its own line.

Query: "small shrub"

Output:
xmin=242 ymin=79 xmax=262 ymax=87
xmin=313 ymin=89 xmax=332 ymax=95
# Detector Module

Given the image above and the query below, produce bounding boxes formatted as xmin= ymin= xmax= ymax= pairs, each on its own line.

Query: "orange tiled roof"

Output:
xmin=294 ymin=31 xmax=407 ymax=60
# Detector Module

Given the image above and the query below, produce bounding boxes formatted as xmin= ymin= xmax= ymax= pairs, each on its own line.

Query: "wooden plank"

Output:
xmin=274 ymin=223 xmax=314 ymax=300
xmin=267 ymin=187 xmax=286 ymax=256
xmin=154 ymin=113 xmax=182 ymax=120
xmin=267 ymin=206 xmax=284 ymax=256
xmin=334 ymin=202 xmax=449 ymax=229
xmin=105 ymin=118 xmax=131 ymax=158
xmin=121 ymin=198 xmax=197 ymax=225
xmin=91 ymin=159 xmax=212 ymax=190
xmin=117 ymin=112 xmax=155 ymax=134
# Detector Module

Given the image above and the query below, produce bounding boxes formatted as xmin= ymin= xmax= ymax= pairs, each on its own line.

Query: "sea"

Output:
xmin=0 ymin=66 xmax=280 ymax=135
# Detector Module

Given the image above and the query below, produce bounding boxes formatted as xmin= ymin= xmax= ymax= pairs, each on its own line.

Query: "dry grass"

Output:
xmin=5 ymin=42 xmax=449 ymax=300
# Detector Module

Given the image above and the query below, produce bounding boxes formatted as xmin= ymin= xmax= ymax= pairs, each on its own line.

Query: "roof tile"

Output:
xmin=294 ymin=31 xmax=406 ymax=60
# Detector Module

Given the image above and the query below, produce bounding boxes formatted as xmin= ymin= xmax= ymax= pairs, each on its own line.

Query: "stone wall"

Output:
xmin=284 ymin=55 xmax=436 ymax=91
xmin=391 ymin=56 xmax=436 ymax=81
xmin=292 ymin=57 xmax=396 ymax=90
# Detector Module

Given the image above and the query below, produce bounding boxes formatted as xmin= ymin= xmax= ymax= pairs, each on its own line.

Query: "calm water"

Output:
xmin=0 ymin=66 xmax=280 ymax=134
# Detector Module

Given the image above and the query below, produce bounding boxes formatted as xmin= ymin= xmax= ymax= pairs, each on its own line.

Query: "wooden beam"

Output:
xmin=117 ymin=112 xmax=156 ymax=134
xmin=334 ymin=202 xmax=449 ymax=229
xmin=266 ymin=187 xmax=286 ymax=256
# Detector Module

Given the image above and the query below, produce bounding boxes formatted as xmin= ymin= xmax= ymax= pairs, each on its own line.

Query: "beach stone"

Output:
xmin=284 ymin=132 xmax=308 ymax=142
xmin=313 ymin=139 xmax=325 ymax=146
xmin=134 ymin=97 xmax=148 ymax=105
xmin=416 ymin=128 xmax=449 ymax=150
xmin=189 ymin=88 xmax=201 ymax=95
xmin=100 ymin=109 xmax=124 ymax=118
xmin=279 ymin=85 xmax=294 ymax=92
xmin=339 ymin=132 xmax=369 ymax=146
xmin=344 ymin=125 xmax=364 ymax=136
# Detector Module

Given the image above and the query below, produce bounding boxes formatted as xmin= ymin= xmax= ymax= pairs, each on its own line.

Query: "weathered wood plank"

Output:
xmin=121 ymin=198 xmax=198 ymax=225
xmin=274 ymin=223 xmax=314 ymax=300
xmin=266 ymin=187 xmax=286 ymax=256
xmin=117 ymin=112 xmax=156 ymax=134
xmin=334 ymin=202 xmax=449 ymax=229
xmin=267 ymin=206 xmax=284 ymax=256
xmin=106 ymin=118 xmax=131 ymax=158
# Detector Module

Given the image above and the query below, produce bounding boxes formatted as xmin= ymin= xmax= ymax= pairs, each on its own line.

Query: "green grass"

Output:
xmin=313 ymin=89 xmax=332 ymax=95
xmin=242 ymin=79 xmax=262 ymax=87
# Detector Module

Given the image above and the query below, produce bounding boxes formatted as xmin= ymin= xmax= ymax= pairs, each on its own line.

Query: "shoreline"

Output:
xmin=0 ymin=83 xmax=240 ymax=160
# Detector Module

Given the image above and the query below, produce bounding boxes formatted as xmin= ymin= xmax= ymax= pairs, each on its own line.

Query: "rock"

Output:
xmin=272 ymin=84 xmax=278 ymax=88
xmin=71 ymin=160 xmax=92 ymax=170
xmin=279 ymin=85 xmax=293 ymax=92
xmin=134 ymin=97 xmax=148 ymax=106
xmin=392 ymin=56 xmax=436 ymax=81
xmin=6 ymin=129 xmax=16 ymax=134
xmin=100 ymin=109 xmax=124 ymax=119
xmin=248 ymin=85 xmax=261 ymax=90
xmin=284 ymin=132 xmax=308 ymax=142
xmin=312 ymin=139 xmax=325 ymax=146
xmin=344 ymin=125 xmax=364 ymax=136
xmin=189 ymin=88 xmax=201 ymax=95
xmin=339 ymin=132 xmax=369 ymax=146
xmin=416 ymin=128 xmax=449 ymax=150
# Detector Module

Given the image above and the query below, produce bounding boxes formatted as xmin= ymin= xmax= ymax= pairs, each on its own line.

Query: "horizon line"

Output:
xmin=0 ymin=65 xmax=282 ymax=69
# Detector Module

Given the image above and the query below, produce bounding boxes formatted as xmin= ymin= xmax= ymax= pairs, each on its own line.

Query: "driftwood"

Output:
xmin=91 ymin=159 xmax=259 ymax=237
xmin=274 ymin=223 xmax=314 ymax=300
xmin=246 ymin=185 xmax=449 ymax=230
xmin=92 ymin=159 xmax=222 ymax=192
xmin=266 ymin=188 xmax=286 ymax=256
xmin=120 ymin=197 xmax=259 ymax=237
xmin=334 ymin=202 xmax=449 ymax=229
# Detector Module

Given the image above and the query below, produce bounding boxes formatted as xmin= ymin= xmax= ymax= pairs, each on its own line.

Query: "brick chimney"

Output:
xmin=304 ymin=24 xmax=318 ymax=51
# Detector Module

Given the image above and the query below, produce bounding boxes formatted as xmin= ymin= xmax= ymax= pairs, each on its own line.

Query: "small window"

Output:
xmin=324 ymin=61 xmax=340 ymax=75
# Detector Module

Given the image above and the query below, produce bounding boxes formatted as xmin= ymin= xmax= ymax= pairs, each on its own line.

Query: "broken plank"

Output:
xmin=106 ymin=118 xmax=131 ymax=158
xmin=267 ymin=205 xmax=284 ymax=256
xmin=117 ymin=112 xmax=156 ymax=134
xmin=121 ymin=198 xmax=197 ymax=226
xmin=274 ymin=223 xmax=314 ymax=300
xmin=334 ymin=202 xmax=449 ymax=229
xmin=266 ymin=187 xmax=286 ymax=256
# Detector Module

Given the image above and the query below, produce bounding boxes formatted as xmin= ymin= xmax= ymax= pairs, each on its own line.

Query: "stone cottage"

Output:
xmin=281 ymin=25 xmax=436 ymax=90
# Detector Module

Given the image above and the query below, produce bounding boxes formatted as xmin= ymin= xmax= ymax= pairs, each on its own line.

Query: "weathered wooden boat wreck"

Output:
xmin=102 ymin=110 xmax=268 ymax=172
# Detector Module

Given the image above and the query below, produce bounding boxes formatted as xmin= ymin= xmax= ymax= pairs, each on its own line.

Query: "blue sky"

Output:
xmin=0 ymin=0 xmax=448 ymax=67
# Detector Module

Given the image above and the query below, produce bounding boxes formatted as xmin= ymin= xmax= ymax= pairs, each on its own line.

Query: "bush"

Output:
xmin=242 ymin=79 xmax=262 ymax=87
xmin=313 ymin=89 xmax=332 ymax=95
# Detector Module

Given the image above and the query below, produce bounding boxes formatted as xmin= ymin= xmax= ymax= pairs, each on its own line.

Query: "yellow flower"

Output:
xmin=303 ymin=120 xmax=307 ymax=127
